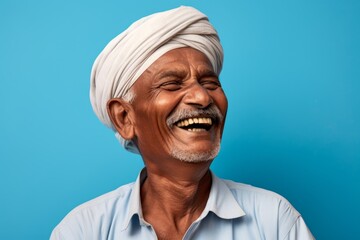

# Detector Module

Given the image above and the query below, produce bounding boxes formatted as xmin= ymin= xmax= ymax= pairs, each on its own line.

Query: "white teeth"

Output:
xmin=187 ymin=128 xmax=206 ymax=132
xmin=175 ymin=117 xmax=213 ymax=128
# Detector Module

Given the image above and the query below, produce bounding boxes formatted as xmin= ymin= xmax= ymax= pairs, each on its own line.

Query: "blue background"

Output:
xmin=1 ymin=0 xmax=359 ymax=239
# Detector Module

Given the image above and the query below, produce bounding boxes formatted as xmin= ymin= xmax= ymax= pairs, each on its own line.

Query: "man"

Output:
xmin=51 ymin=6 xmax=314 ymax=240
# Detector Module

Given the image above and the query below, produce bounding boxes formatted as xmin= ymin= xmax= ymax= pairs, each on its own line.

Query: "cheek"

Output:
xmin=136 ymin=94 xmax=180 ymax=141
xmin=213 ymin=91 xmax=228 ymax=115
xmin=155 ymin=93 xmax=181 ymax=108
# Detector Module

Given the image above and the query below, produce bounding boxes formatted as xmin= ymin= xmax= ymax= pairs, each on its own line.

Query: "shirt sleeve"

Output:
xmin=283 ymin=216 xmax=315 ymax=240
xmin=49 ymin=217 xmax=85 ymax=240
xmin=49 ymin=227 xmax=64 ymax=240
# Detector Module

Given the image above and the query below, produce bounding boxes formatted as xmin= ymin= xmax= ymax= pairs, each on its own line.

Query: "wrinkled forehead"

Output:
xmin=136 ymin=47 xmax=216 ymax=83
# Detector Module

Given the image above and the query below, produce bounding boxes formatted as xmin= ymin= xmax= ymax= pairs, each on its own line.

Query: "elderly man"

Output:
xmin=51 ymin=6 xmax=314 ymax=240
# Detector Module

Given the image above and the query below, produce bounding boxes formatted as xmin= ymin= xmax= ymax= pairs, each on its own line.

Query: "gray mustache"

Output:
xmin=167 ymin=106 xmax=224 ymax=127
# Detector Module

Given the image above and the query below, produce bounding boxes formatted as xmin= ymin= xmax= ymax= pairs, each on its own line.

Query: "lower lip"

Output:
xmin=184 ymin=128 xmax=207 ymax=132
xmin=175 ymin=126 xmax=213 ymax=133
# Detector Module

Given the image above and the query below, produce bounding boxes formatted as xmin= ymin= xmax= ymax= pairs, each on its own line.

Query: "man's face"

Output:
xmin=130 ymin=47 xmax=228 ymax=163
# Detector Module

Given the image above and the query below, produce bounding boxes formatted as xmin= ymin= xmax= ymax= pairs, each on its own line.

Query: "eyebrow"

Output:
xmin=157 ymin=70 xmax=187 ymax=79
xmin=197 ymin=69 xmax=218 ymax=78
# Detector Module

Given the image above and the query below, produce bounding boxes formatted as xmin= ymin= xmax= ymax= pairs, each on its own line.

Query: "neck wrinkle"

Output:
xmin=141 ymin=169 xmax=212 ymax=223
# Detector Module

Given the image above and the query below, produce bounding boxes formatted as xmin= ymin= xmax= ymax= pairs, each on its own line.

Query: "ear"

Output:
xmin=107 ymin=98 xmax=135 ymax=140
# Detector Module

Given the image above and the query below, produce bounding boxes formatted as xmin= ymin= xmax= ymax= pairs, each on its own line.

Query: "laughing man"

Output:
xmin=51 ymin=6 xmax=314 ymax=240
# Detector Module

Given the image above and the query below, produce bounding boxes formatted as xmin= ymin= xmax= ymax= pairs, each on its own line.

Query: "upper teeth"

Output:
xmin=176 ymin=117 xmax=212 ymax=127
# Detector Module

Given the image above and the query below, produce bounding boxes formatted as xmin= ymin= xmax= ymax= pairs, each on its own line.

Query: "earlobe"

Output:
xmin=107 ymin=98 xmax=135 ymax=140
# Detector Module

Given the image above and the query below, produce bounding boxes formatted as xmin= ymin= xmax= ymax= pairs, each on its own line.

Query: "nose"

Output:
xmin=183 ymin=82 xmax=213 ymax=108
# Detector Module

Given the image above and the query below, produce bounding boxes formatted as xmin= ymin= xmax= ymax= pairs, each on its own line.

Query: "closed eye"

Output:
xmin=159 ymin=80 xmax=182 ymax=91
xmin=200 ymin=79 xmax=221 ymax=90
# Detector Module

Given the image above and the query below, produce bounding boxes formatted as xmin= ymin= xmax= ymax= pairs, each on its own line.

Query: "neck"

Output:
xmin=140 ymin=161 xmax=212 ymax=236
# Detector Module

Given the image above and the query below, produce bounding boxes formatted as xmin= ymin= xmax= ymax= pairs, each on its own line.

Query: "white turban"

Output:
xmin=90 ymin=6 xmax=223 ymax=154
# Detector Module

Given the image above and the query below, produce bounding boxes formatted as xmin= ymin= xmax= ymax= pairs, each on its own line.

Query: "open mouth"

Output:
xmin=175 ymin=117 xmax=213 ymax=132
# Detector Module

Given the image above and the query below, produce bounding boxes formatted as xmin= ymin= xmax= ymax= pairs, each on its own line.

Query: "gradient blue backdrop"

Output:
xmin=1 ymin=0 xmax=359 ymax=239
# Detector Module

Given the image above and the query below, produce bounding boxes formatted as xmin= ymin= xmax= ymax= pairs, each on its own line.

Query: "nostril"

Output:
xmin=183 ymin=84 xmax=213 ymax=107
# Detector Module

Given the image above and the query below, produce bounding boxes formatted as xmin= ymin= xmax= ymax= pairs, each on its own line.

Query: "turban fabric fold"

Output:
xmin=90 ymin=6 xmax=223 ymax=153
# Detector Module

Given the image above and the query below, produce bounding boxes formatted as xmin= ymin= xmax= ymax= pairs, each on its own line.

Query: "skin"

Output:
xmin=107 ymin=47 xmax=228 ymax=240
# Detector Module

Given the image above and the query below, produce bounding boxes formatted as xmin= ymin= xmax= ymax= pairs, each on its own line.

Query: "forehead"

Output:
xmin=155 ymin=47 xmax=212 ymax=65
xmin=131 ymin=47 xmax=216 ymax=92
xmin=145 ymin=47 xmax=214 ymax=76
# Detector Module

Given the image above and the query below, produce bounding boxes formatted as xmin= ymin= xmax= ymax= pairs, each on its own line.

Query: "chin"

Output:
xmin=170 ymin=143 xmax=220 ymax=163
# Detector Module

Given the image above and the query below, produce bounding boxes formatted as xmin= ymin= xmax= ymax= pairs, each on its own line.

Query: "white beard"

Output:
xmin=170 ymin=143 xmax=220 ymax=163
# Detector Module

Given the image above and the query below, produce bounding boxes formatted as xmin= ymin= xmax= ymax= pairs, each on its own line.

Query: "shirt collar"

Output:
xmin=121 ymin=168 xmax=148 ymax=231
xmin=201 ymin=171 xmax=246 ymax=220
xmin=121 ymin=169 xmax=246 ymax=230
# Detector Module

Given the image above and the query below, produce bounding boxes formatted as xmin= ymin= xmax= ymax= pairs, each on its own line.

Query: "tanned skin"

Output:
xmin=107 ymin=47 xmax=228 ymax=240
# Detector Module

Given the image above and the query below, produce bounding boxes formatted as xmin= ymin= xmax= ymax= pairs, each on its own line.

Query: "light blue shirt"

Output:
xmin=51 ymin=170 xmax=314 ymax=239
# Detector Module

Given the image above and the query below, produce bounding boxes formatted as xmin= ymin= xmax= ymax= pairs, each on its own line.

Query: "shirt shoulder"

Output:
xmin=64 ymin=182 xmax=134 ymax=217
xmin=50 ymin=182 xmax=135 ymax=240
xmin=222 ymin=178 xmax=289 ymax=200
xmin=221 ymin=179 xmax=302 ymax=239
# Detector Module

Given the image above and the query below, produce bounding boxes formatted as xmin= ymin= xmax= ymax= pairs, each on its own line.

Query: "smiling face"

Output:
xmin=128 ymin=47 xmax=228 ymax=163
